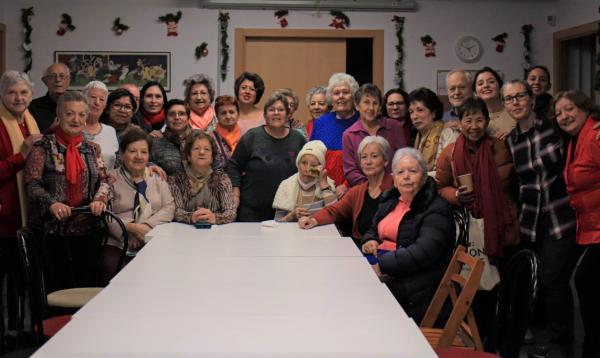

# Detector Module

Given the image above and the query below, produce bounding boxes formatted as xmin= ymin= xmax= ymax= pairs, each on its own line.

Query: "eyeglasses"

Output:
xmin=267 ymin=107 xmax=287 ymax=113
xmin=387 ymin=101 xmax=405 ymax=107
xmin=111 ymin=103 xmax=134 ymax=112
xmin=167 ymin=111 xmax=187 ymax=118
xmin=502 ymin=92 xmax=529 ymax=104
xmin=44 ymin=73 xmax=69 ymax=81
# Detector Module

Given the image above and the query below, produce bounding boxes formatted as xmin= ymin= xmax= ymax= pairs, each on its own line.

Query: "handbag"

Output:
xmin=461 ymin=213 xmax=501 ymax=291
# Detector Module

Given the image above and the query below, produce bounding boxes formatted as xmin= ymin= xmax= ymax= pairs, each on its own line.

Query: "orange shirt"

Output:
xmin=377 ymin=199 xmax=411 ymax=251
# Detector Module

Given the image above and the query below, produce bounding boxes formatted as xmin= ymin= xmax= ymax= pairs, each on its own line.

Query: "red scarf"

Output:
xmin=54 ymin=127 xmax=85 ymax=207
xmin=453 ymin=134 xmax=509 ymax=260
xmin=215 ymin=123 xmax=241 ymax=153
xmin=141 ymin=109 xmax=165 ymax=130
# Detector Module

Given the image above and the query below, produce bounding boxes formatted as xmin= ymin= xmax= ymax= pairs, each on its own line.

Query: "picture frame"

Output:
xmin=54 ymin=51 xmax=171 ymax=91
xmin=436 ymin=69 xmax=503 ymax=96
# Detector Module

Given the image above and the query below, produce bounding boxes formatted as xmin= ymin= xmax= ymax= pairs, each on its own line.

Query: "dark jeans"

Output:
xmin=0 ymin=237 xmax=22 ymax=330
xmin=574 ymin=244 xmax=600 ymax=358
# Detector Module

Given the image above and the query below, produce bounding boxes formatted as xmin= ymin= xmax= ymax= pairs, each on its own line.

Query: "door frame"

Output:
xmin=235 ymin=28 xmax=384 ymax=90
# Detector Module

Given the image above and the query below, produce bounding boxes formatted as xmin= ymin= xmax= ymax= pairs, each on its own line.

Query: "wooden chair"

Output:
xmin=420 ymin=245 xmax=484 ymax=351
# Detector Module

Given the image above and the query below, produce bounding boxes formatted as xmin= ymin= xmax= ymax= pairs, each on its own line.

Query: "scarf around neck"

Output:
xmin=164 ymin=125 xmax=192 ymax=152
xmin=141 ymin=109 xmax=165 ymax=130
xmin=54 ymin=127 xmax=85 ymax=207
xmin=189 ymin=106 xmax=216 ymax=131
xmin=415 ymin=120 xmax=444 ymax=171
xmin=120 ymin=166 xmax=153 ymax=224
xmin=215 ymin=123 xmax=241 ymax=153
xmin=184 ymin=161 xmax=212 ymax=195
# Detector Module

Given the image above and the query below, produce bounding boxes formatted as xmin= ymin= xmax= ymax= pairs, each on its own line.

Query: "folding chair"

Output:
xmin=420 ymin=245 xmax=484 ymax=351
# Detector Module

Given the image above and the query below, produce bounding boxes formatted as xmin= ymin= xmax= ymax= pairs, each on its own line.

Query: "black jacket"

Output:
xmin=361 ymin=177 xmax=455 ymax=323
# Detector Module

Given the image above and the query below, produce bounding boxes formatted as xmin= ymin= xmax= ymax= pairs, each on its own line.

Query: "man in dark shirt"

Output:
xmin=29 ymin=63 xmax=71 ymax=132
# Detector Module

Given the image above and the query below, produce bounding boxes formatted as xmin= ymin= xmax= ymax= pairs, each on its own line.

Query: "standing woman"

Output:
xmin=100 ymin=88 xmax=138 ymax=138
xmin=304 ymin=86 xmax=330 ymax=139
xmin=234 ymin=72 xmax=265 ymax=135
xmin=526 ymin=65 xmax=553 ymax=120
xmin=228 ymin=93 xmax=306 ymax=222
xmin=139 ymin=81 xmax=168 ymax=133
xmin=383 ymin=88 xmax=412 ymax=144
xmin=343 ymin=83 xmax=407 ymax=186
xmin=211 ymin=95 xmax=241 ymax=170
xmin=82 ymin=81 xmax=118 ymax=170
xmin=554 ymin=91 xmax=600 ymax=358
xmin=183 ymin=74 xmax=217 ymax=132
xmin=473 ymin=67 xmax=515 ymax=140
xmin=168 ymin=131 xmax=236 ymax=225
xmin=408 ymin=87 xmax=457 ymax=176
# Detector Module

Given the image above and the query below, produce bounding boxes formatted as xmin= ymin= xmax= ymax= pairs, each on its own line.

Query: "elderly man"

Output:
xmin=29 ymin=63 xmax=71 ymax=132
xmin=442 ymin=70 xmax=472 ymax=129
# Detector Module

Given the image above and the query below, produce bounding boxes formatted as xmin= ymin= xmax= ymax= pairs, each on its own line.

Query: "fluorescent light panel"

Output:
xmin=197 ymin=0 xmax=417 ymax=11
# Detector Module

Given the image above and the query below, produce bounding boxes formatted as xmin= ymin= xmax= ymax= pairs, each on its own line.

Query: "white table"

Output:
xmin=32 ymin=223 xmax=436 ymax=357
xmin=147 ymin=222 xmax=342 ymax=239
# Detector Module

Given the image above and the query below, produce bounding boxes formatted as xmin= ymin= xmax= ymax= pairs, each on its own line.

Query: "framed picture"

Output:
xmin=436 ymin=69 xmax=503 ymax=96
xmin=54 ymin=51 xmax=171 ymax=91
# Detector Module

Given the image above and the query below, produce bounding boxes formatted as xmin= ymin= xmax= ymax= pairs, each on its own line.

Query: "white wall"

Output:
xmin=2 ymin=0 xmax=561 ymax=98
xmin=554 ymin=0 xmax=598 ymax=31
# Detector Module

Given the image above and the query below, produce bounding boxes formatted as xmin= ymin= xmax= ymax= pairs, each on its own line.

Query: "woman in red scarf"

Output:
xmin=139 ymin=81 xmax=168 ymax=133
xmin=211 ymin=95 xmax=241 ymax=170
xmin=25 ymin=91 xmax=111 ymax=289
xmin=435 ymin=97 xmax=519 ymax=349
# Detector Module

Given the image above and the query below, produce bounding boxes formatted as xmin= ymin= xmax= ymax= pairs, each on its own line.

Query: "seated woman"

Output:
xmin=168 ymin=131 xmax=236 ymax=225
xmin=151 ymin=99 xmax=197 ymax=175
xmin=184 ymin=73 xmax=217 ymax=132
xmin=82 ymin=80 xmax=118 ymax=170
xmin=299 ymin=136 xmax=394 ymax=246
xmin=304 ymin=86 xmax=330 ymax=139
xmin=100 ymin=88 xmax=139 ymax=138
xmin=25 ymin=91 xmax=110 ymax=289
xmin=104 ymin=127 xmax=174 ymax=279
xmin=211 ymin=95 xmax=241 ymax=169
xmin=361 ymin=147 xmax=455 ymax=324
xmin=272 ymin=140 xmax=336 ymax=222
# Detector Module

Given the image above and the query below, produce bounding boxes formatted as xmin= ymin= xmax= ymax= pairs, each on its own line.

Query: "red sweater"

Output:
xmin=312 ymin=174 xmax=393 ymax=239
xmin=0 ymin=121 xmax=28 ymax=238
xmin=564 ymin=116 xmax=600 ymax=245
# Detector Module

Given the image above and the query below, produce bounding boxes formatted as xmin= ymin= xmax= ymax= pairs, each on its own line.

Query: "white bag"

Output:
xmin=461 ymin=214 xmax=501 ymax=291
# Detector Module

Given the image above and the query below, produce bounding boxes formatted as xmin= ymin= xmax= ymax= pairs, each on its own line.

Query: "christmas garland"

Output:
xmin=392 ymin=16 xmax=405 ymax=89
xmin=521 ymin=24 xmax=533 ymax=77
xmin=21 ymin=7 xmax=34 ymax=73
xmin=218 ymin=11 xmax=230 ymax=82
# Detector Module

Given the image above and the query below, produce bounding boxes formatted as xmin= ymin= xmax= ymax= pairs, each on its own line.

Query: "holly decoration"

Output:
xmin=21 ymin=7 xmax=34 ymax=73
xmin=158 ymin=11 xmax=182 ymax=37
xmin=521 ymin=24 xmax=533 ymax=77
xmin=329 ymin=10 xmax=349 ymax=29
xmin=392 ymin=16 xmax=405 ymax=89
xmin=57 ymin=13 xmax=75 ymax=36
xmin=492 ymin=32 xmax=507 ymax=53
xmin=195 ymin=42 xmax=209 ymax=60
xmin=420 ymin=35 xmax=436 ymax=58
xmin=112 ymin=17 xmax=129 ymax=36
xmin=218 ymin=11 xmax=230 ymax=82
xmin=275 ymin=9 xmax=289 ymax=28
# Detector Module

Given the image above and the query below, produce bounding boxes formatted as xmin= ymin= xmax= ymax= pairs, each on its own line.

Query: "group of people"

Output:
xmin=0 ymin=61 xmax=598 ymax=358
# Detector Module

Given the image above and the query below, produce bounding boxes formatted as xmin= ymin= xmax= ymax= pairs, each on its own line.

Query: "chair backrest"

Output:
xmin=494 ymin=249 xmax=540 ymax=358
xmin=453 ymin=206 xmax=469 ymax=248
xmin=420 ymin=245 xmax=484 ymax=350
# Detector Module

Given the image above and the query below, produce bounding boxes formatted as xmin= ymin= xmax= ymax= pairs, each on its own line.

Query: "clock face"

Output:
xmin=456 ymin=36 xmax=483 ymax=63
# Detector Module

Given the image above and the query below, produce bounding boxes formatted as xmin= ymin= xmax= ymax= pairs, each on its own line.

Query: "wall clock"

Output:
xmin=456 ymin=35 xmax=483 ymax=63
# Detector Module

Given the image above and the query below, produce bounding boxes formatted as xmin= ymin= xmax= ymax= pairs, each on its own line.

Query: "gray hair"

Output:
xmin=305 ymin=86 xmax=328 ymax=106
xmin=183 ymin=73 xmax=216 ymax=103
xmin=57 ymin=90 xmax=90 ymax=115
xmin=326 ymin=72 xmax=359 ymax=103
xmin=391 ymin=147 xmax=427 ymax=175
xmin=0 ymin=71 xmax=34 ymax=95
xmin=445 ymin=69 xmax=471 ymax=84
xmin=274 ymin=88 xmax=299 ymax=112
xmin=43 ymin=62 xmax=70 ymax=77
xmin=500 ymin=79 xmax=534 ymax=102
xmin=263 ymin=92 xmax=289 ymax=117
xmin=82 ymin=80 xmax=108 ymax=97
xmin=357 ymin=135 xmax=391 ymax=162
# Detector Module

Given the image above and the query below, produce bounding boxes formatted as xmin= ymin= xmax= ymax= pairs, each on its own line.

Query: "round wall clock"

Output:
xmin=456 ymin=35 xmax=483 ymax=63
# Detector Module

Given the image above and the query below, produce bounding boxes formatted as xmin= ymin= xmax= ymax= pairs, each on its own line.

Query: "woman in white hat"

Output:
xmin=272 ymin=140 xmax=336 ymax=222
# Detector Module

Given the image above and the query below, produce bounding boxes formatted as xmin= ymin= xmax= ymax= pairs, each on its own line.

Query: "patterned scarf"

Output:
xmin=164 ymin=125 xmax=193 ymax=153
xmin=414 ymin=120 xmax=444 ymax=171
xmin=215 ymin=123 xmax=241 ymax=153
xmin=184 ymin=160 xmax=212 ymax=195
xmin=54 ymin=127 xmax=85 ymax=207
xmin=120 ymin=166 xmax=153 ymax=224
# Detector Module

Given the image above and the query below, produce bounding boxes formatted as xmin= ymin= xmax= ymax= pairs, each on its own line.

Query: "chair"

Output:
xmin=493 ymin=249 xmax=540 ymax=358
xmin=420 ymin=245 xmax=484 ymax=351
xmin=17 ymin=207 xmax=128 ymax=341
xmin=0 ymin=248 xmax=24 ymax=354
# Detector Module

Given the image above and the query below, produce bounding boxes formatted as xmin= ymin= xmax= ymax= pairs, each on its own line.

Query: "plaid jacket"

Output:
xmin=507 ymin=117 xmax=576 ymax=242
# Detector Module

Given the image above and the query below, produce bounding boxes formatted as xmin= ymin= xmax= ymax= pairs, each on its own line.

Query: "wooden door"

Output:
xmin=0 ymin=24 xmax=5 ymax=74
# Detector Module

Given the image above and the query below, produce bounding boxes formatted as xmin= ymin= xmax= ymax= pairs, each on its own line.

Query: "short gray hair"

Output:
xmin=0 ymin=71 xmax=34 ymax=95
xmin=391 ymin=147 xmax=427 ymax=175
xmin=326 ymin=72 xmax=359 ymax=103
xmin=500 ymin=79 xmax=533 ymax=102
xmin=57 ymin=90 xmax=89 ymax=116
xmin=445 ymin=69 xmax=471 ymax=84
xmin=82 ymin=80 xmax=108 ymax=97
xmin=43 ymin=62 xmax=70 ymax=77
xmin=183 ymin=73 xmax=216 ymax=103
xmin=305 ymin=86 xmax=328 ymax=107
xmin=357 ymin=135 xmax=391 ymax=162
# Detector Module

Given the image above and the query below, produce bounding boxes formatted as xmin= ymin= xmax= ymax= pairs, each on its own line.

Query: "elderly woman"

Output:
xmin=235 ymin=72 xmax=265 ymax=134
xmin=103 ymin=127 xmax=174 ymax=278
xmin=25 ymin=91 xmax=110 ymax=289
xmin=228 ymin=93 xmax=306 ymax=222
xmin=526 ymin=65 xmax=553 ymax=120
xmin=168 ymin=131 xmax=236 ymax=225
xmin=554 ymin=91 xmax=600 ymax=358
xmin=100 ymin=88 xmax=138 ymax=137
xmin=473 ymin=67 xmax=515 ymax=140
xmin=211 ymin=95 xmax=241 ymax=169
xmin=310 ymin=73 xmax=360 ymax=194
xmin=383 ymin=88 xmax=412 ymax=143
xmin=275 ymin=87 xmax=304 ymax=137
xmin=361 ymin=147 xmax=455 ymax=323
xmin=151 ymin=99 xmax=197 ymax=176
xmin=139 ymin=81 xmax=168 ymax=133
xmin=343 ymin=83 xmax=406 ymax=187
xmin=408 ymin=87 xmax=457 ymax=175
xmin=305 ymin=86 xmax=330 ymax=139
xmin=82 ymin=81 xmax=118 ymax=170
xmin=299 ymin=136 xmax=394 ymax=246
xmin=183 ymin=74 xmax=217 ymax=132
xmin=272 ymin=140 xmax=336 ymax=222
